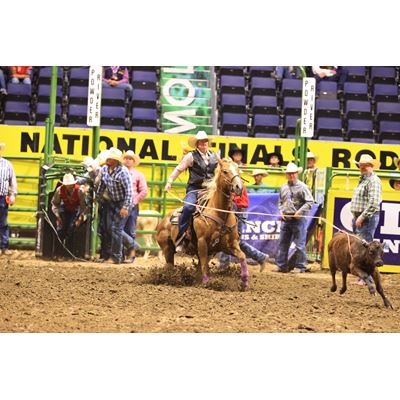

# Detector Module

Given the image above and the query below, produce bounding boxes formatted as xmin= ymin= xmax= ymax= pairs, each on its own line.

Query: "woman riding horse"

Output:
xmin=158 ymin=158 xmax=250 ymax=290
xmin=164 ymin=131 xmax=218 ymax=254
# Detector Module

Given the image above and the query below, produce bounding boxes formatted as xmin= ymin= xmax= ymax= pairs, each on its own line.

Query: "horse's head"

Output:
xmin=218 ymin=158 xmax=243 ymax=196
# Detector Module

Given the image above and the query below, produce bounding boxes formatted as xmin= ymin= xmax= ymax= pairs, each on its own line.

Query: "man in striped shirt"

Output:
xmin=350 ymin=154 xmax=382 ymax=242
xmin=0 ymin=143 xmax=17 ymax=256
xmin=97 ymin=147 xmax=133 ymax=264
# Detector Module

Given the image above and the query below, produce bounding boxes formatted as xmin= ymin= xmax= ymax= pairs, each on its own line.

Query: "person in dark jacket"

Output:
xmin=164 ymin=131 xmax=218 ymax=253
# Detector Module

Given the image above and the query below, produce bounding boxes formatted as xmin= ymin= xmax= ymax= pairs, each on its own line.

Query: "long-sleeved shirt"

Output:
xmin=350 ymin=172 xmax=382 ymax=219
xmin=128 ymin=168 xmax=148 ymax=206
xmin=168 ymin=149 xmax=213 ymax=182
xmin=0 ymin=157 xmax=17 ymax=197
xmin=279 ymin=180 xmax=314 ymax=216
xmin=248 ymin=183 xmax=275 ymax=194
xmin=51 ymin=186 xmax=86 ymax=218
xmin=97 ymin=164 xmax=133 ymax=209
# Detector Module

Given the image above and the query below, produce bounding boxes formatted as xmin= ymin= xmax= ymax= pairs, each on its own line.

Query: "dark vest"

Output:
xmin=188 ymin=150 xmax=218 ymax=186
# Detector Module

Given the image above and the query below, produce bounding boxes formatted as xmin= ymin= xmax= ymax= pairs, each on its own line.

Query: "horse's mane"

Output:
xmin=197 ymin=158 xmax=234 ymax=204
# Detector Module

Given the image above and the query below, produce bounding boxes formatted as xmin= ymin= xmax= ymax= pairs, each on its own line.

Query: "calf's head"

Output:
xmin=363 ymin=240 xmax=384 ymax=267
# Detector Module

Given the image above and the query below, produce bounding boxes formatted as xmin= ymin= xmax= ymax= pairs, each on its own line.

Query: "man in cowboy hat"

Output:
xmin=350 ymin=154 xmax=382 ymax=243
xmin=248 ymin=169 xmax=274 ymax=193
xmin=274 ymin=162 xmax=314 ymax=273
xmin=97 ymin=147 xmax=133 ymax=264
xmin=51 ymin=173 xmax=87 ymax=250
xmin=303 ymin=151 xmax=319 ymax=196
xmin=266 ymin=152 xmax=283 ymax=168
xmin=0 ymin=142 xmax=17 ymax=256
xmin=164 ymin=131 xmax=218 ymax=253
xmin=121 ymin=150 xmax=148 ymax=262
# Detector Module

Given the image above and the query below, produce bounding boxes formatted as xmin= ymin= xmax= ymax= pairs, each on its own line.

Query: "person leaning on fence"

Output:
xmin=97 ymin=147 xmax=133 ymax=264
xmin=247 ymin=169 xmax=274 ymax=193
xmin=164 ymin=131 xmax=218 ymax=254
xmin=274 ymin=162 xmax=314 ymax=274
xmin=51 ymin=173 xmax=86 ymax=251
xmin=121 ymin=150 xmax=148 ymax=263
xmin=390 ymin=179 xmax=400 ymax=191
xmin=219 ymin=183 xmax=270 ymax=272
xmin=0 ymin=142 xmax=17 ymax=256
xmin=303 ymin=151 xmax=319 ymax=196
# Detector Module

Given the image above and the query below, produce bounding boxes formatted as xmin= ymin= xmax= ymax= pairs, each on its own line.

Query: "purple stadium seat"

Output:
xmin=132 ymin=107 xmax=157 ymax=128
xmin=343 ymin=82 xmax=368 ymax=101
xmin=284 ymin=115 xmax=300 ymax=137
xmin=251 ymin=95 xmax=277 ymax=114
xmin=248 ymin=66 xmax=274 ymax=77
xmin=372 ymin=84 xmax=399 ymax=102
xmin=36 ymin=102 xmax=62 ymax=125
xmin=101 ymin=86 xmax=126 ymax=106
xmin=316 ymin=99 xmax=341 ymax=118
xmin=7 ymin=82 xmax=31 ymax=98
xmin=345 ymin=100 xmax=371 ymax=119
xmin=283 ymin=97 xmax=302 ymax=115
xmin=219 ymin=66 xmax=244 ymax=76
xmin=378 ymin=121 xmax=400 ymax=143
xmin=37 ymin=85 xmax=62 ymax=102
xmin=347 ymin=119 xmax=374 ymax=143
xmin=220 ymin=75 xmax=246 ymax=94
xmin=68 ymin=104 xmax=87 ymax=126
xmin=250 ymin=77 xmax=276 ymax=96
xmin=221 ymin=112 xmax=247 ymax=132
xmin=132 ymin=70 xmax=157 ymax=83
xmin=253 ymin=114 xmax=280 ymax=135
xmin=281 ymin=79 xmax=302 ymax=97
xmin=220 ymin=93 xmax=246 ymax=112
xmin=370 ymin=67 xmax=396 ymax=85
xmin=222 ymin=130 xmax=248 ymax=137
xmin=131 ymin=88 xmax=157 ymax=108
xmin=69 ymin=67 xmax=90 ymax=86
xmin=38 ymin=67 xmax=64 ymax=84
xmin=376 ymin=102 xmax=400 ymax=121
xmin=318 ymin=81 xmax=337 ymax=94
xmin=344 ymin=66 xmax=366 ymax=82
xmin=316 ymin=117 xmax=343 ymax=139
xmin=4 ymin=101 xmax=30 ymax=122
xmin=69 ymin=86 xmax=88 ymax=104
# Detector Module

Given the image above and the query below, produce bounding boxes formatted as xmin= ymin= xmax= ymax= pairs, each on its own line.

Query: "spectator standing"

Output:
xmin=0 ymin=143 xmax=17 ymax=256
xmin=9 ymin=66 xmax=32 ymax=84
xmin=51 ymin=173 xmax=86 ymax=251
xmin=102 ymin=66 xmax=133 ymax=97
xmin=274 ymin=162 xmax=314 ymax=273
xmin=97 ymin=147 xmax=133 ymax=264
xmin=303 ymin=151 xmax=319 ymax=197
xmin=122 ymin=150 xmax=148 ymax=263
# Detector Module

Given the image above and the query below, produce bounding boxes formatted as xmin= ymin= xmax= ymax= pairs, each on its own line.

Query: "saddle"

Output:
xmin=170 ymin=207 xmax=183 ymax=225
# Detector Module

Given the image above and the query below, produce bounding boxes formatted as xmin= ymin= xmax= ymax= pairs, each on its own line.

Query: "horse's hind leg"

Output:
xmin=163 ymin=239 xmax=175 ymax=268
xmin=197 ymin=237 xmax=210 ymax=284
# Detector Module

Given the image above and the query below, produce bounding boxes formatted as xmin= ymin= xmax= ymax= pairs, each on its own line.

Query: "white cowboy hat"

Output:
xmin=285 ymin=162 xmax=303 ymax=174
xmin=106 ymin=147 xmax=123 ymax=162
xmin=250 ymin=169 xmax=269 ymax=177
xmin=96 ymin=149 xmax=111 ymax=166
xmin=0 ymin=142 xmax=5 ymax=152
xmin=61 ymin=173 xmax=77 ymax=185
xmin=353 ymin=154 xmax=381 ymax=169
xmin=81 ymin=156 xmax=99 ymax=172
xmin=188 ymin=131 xmax=213 ymax=148
xmin=123 ymin=150 xmax=141 ymax=166
xmin=306 ymin=151 xmax=318 ymax=161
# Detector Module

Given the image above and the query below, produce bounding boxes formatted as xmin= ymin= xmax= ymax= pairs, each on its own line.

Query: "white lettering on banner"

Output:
xmin=380 ymin=203 xmax=400 ymax=235
xmin=382 ymin=239 xmax=400 ymax=253
xmin=301 ymin=77 xmax=316 ymax=138
xmin=340 ymin=201 xmax=353 ymax=232
xmin=244 ymin=220 xmax=281 ymax=235
xmin=163 ymin=79 xmax=195 ymax=106
xmin=164 ymin=109 xmax=196 ymax=133
xmin=162 ymin=67 xmax=194 ymax=74
xmin=87 ymin=66 xmax=102 ymax=127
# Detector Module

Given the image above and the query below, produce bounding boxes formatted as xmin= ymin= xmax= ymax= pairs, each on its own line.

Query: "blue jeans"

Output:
xmin=177 ymin=184 xmax=201 ymax=242
xmin=275 ymin=66 xmax=301 ymax=79
xmin=11 ymin=77 xmax=31 ymax=84
xmin=352 ymin=213 xmax=380 ymax=242
xmin=102 ymin=81 xmax=133 ymax=97
xmin=220 ymin=207 xmax=267 ymax=265
xmin=107 ymin=202 xmax=130 ymax=263
xmin=276 ymin=217 xmax=307 ymax=271
xmin=122 ymin=204 xmax=139 ymax=250
xmin=0 ymin=196 xmax=9 ymax=249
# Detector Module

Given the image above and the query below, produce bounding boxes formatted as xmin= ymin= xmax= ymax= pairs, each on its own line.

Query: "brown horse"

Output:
xmin=156 ymin=158 xmax=249 ymax=290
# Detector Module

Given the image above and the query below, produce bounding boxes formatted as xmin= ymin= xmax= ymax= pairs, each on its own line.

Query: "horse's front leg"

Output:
xmin=197 ymin=237 xmax=210 ymax=284
xmin=230 ymin=241 xmax=249 ymax=291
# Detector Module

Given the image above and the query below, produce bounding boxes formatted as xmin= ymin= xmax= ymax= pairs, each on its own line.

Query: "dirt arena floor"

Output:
xmin=1 ymin=250 xmax=400 ymax=333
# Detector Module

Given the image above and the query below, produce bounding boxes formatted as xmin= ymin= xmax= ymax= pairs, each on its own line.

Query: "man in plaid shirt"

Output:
xmin=97 ymin=147 xmax=133 ymax=264
xmin=350 ymin=154 xmax=382 ymax=242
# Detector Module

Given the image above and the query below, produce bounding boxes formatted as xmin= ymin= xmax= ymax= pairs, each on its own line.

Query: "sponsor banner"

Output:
xmin=161 ymin=104 xmax=212 ymax=117
xmin=162 ymin=70 xmax=211 ymax=80
xmin=160 ymin=77 xmax=211 ymax=89
xmin=244 ymin=194 xmax=320 ymax=258
xmin=300 ymin=77 xmax=316 ymax=138
xmin=87 ymin=66 xmax=102 ymax=127
xmin=160 ymin=124 xmax=213 ymax=135
xmin=323 ymin=190 xmax=400 ymax=272
xmin=160 ymin=96 xmax=211 ymax=107
xmin=161 ymin=114 xmax=211 ymax=126
xmin=161 ymin=85 xmax=211 ymax=99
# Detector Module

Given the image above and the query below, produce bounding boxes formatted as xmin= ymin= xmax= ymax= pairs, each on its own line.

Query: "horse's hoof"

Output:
xmin=202 ymin=276 xmax=209 ymax=285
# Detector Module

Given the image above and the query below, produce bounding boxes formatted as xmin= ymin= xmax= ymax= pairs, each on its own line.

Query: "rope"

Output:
xmin=42 ymin=209 xmax=89 ymax=262
xmin=168 ymin=188 xmax=363 ymax=243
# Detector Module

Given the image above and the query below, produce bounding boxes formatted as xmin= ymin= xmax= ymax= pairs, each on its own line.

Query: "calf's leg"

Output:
xmin=372 ymin=269 xmax=394 ymax=309
xmin=340 ymin=269 xmax=348 ymax=294
xmin=329 ymin=253 xmax=337 ymax=292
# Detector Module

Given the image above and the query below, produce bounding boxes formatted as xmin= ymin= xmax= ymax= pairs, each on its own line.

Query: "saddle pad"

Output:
xmin=170 ymin=207 xmax=183 ymax=225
